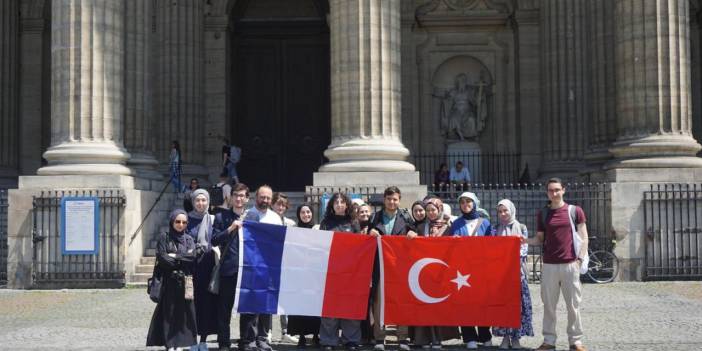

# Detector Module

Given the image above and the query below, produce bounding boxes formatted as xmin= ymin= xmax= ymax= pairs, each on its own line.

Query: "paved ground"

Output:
xmin=0 ymin=282 xmax=700 ymax=350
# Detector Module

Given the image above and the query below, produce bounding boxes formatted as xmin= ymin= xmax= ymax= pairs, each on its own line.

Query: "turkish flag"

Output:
xmin=381 ymin=236 xmax=521 ymax=327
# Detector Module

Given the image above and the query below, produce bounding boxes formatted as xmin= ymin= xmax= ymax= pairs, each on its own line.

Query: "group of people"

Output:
xmin=147 ymin=178 xmax=589 ymax=351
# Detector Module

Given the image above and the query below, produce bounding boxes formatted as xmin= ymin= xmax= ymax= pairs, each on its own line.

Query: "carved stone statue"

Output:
xmin=434 ymin=72 xmax=490 ymax=140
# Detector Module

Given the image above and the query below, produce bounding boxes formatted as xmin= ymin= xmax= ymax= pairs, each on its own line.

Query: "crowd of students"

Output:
xmin=146 ymin=178 xmax=588 ymax=351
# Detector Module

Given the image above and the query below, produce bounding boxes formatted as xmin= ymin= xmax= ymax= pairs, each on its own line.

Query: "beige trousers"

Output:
xmin=540 ymin=262 xmax=584 ymax=346
xmin=371 ymin=288 xmax=409 ymax=343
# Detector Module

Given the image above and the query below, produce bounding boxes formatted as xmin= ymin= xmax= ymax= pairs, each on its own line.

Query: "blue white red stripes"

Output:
xmin=235 ymin=221 xmax=375 ymax=319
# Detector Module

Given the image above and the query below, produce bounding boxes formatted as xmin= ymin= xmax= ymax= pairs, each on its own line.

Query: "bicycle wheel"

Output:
xmin=586 ymin=250 xmax=619 ymax=283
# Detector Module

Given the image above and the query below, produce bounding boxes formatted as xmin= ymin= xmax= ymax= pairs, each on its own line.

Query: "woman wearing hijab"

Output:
xmin=411 ymin=200 xmax=427 ymax=230
xmin=409 ymin=197 xmax=459 ymax=349
xmin=491 ymin=199 xmax=533 ymax=350
xmin=448 ymin=192 xmax=493 ymax=349
xmin=187 ymin=189 xmax=218 ymax=350
xmin=418 ymin=198 xmax=448 ymax=237
xmin=287 ymin=204 xmax=322 ymax=348
xmin=147 ymin=209 xmax=199 ymax=351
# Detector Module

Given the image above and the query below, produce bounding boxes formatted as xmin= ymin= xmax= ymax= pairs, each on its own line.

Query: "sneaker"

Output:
xmin=374 ymin=343 xmax=386 ymax=351
xmin=510 ymin=338 xmax=521 ymax=350
xmin=465 ymin=341 xmax=478 ymax=349
xmin=399 ymin=342 xmax=410 ymax=351
xmin=282 ymin=334 xmax=299 ymax=344
xmin=535 ymin=343 xmax=556 ymax=351
xmin=256 ymin=341 xmax=274 ymax=351
xmin=483 ymin=340 xmax=492 ymax=347
xmin=499 ymin=337 xmax=510 ymax=350
xmin=569 ymin=345 xmax=587 ymax=351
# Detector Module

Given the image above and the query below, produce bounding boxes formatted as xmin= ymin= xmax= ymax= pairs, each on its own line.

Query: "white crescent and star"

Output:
xmin=407 ymin=258 xmax=471 ymax=304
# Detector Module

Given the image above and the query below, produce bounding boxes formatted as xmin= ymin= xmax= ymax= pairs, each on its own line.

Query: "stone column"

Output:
xmin=539 ymin=0 xmax=589 ymax=178
xmin=155 ymin=0 xmax=207 ymax=178
xmin=320 ymin=0 xmax=415 ymax=172
xmin=607 ymin=0 xmax=702 ymax=168
xmin=584 ymin=0 xmax=617 ymax=171
xmin=18 ymin=0 xmax=47 ymax=177
xmin=38 ymin=0 xmax=131 ymax=176
xmin=0 ymin=0 xmax=19 ymax=186
xmin=124 ymin=0 xmax=160 ymax=179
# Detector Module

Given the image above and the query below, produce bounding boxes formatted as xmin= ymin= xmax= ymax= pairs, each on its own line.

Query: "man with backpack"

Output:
xmin=524 ymin=178 xmax=589 ymax=351
xmin=210 ymin=172 xmax=232 ymax=215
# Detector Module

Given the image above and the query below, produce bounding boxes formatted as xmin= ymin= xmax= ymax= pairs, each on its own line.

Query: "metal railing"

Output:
xmin=412 ymin=152 xmax=523 ymax=186
xmin=428 ymin=183 xmax=612 ymax=282
xmin=643 ymin=184 xmax=702 ymax=280
xmin=305 ymin=186 xmax=386 ymax=220
xmin=32 ymin=190 xmax=127 ymax=288
xmin=0 ymin=189 xmax=8 ymax=286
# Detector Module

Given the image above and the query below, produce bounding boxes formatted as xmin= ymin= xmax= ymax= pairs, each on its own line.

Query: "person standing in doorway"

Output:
xmin=524 ymin=178 xmax=589 ymax=351
xmin=169 ymin=141 xmax=184 ymax=193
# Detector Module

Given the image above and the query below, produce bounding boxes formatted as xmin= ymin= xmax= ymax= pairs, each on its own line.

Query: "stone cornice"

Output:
xmin=415 ymin=0 xmax=513 ymax=28
xmin=204 ymin=16 xmax=230 ymax=32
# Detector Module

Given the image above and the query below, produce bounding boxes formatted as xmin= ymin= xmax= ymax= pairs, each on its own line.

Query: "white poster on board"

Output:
xmin=62 ymin=197 xmax=99 ymax=254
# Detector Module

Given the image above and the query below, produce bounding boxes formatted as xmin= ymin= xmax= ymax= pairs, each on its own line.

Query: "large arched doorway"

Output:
xmin=230 ymin=0 xmax=330 ymax=191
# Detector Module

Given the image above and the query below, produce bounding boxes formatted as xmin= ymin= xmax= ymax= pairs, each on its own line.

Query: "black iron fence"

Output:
xmin=643 ymin=184 xmax=702 ymax=280
xmin=1 ymin=189 xmax=8 ymax=286
xmin=32 ymin=190 xmax=126 ymax=288
xmin=428 ymin=183 xmax=612 ymax=282
xmin=305 ymin=186 xmax=386 ymax=220
xmin=307 ymin=183 xmax=612 ymax=283
xmin=412 ymin=152 xmax=523 ymax=186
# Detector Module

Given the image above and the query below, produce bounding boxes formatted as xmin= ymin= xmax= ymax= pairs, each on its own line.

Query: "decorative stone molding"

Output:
xmin=415 ymin=0 xmax=513 ymax=27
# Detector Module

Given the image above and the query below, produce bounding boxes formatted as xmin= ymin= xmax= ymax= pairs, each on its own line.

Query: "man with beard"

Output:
xmin=240 ymin=185 xmax=282 ymax=351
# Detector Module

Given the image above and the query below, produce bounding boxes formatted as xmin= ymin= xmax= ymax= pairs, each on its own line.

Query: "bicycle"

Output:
xmin=530 ymin=235 xmax=619 ymax=284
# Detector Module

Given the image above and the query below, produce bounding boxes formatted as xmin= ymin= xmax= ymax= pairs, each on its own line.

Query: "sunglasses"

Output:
xmin=174 ymin=220 xmax=188 ymax=224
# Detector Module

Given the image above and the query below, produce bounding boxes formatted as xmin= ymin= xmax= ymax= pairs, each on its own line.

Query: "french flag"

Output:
xmin=234 ymin=221 xmax=376 ymax=319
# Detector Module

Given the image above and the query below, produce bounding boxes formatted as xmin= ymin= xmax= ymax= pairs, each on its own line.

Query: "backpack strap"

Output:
xmin=470 ymin=218 xmax=483 ymax=236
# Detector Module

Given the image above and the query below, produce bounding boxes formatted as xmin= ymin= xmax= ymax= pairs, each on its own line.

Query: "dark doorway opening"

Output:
xmin=230 ymin=0 xmax=330 ymax=191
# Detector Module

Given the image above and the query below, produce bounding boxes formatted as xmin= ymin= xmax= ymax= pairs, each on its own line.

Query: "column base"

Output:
xmin=537 ymin=160 xmax=585 ymax=182
xmin=606 ymin=135 xmax=702 ymax=169
xmin=39 ymin=141 xmax=132 ymax=176
xmin=128 ymin=152 xmax=163 ymax=180
xmin=320 ymin=138 xmax=416 ymax=172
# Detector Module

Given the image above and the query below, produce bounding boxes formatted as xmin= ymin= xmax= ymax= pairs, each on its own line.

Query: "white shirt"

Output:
xmin=245 ymin=207 xmax=283 ymax=225
xmin=449 ymin=167 xmax=471 ymax=182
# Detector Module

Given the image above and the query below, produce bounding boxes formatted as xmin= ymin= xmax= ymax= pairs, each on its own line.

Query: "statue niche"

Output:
xmin=432 ymin=57 xmax=492 ymax=141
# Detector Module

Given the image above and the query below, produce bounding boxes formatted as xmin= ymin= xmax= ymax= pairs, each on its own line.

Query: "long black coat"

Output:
xmin=146 ymin=233 xmax=198 ymax=348
xmin=187 ymin=215 xmax=219 ymax=337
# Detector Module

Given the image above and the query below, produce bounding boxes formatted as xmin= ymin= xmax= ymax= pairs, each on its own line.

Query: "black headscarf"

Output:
xmin=168 ymin=209 xmax=189 ymax=247
xmin=411 ymin=200 xmax=426 ymax=226
xmin=296 ymin=203 xmax=315 ymax=229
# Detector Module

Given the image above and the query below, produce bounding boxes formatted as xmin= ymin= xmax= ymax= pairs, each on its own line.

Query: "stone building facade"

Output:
xmin=2 ymin=0 xmax=702 ymax=286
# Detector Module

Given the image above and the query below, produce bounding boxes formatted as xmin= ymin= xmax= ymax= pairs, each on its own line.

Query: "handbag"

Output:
xmin=208 ymin=233 xmax=234 ymax=294
xmin=147 ymin=265 xmax=162 ymax=303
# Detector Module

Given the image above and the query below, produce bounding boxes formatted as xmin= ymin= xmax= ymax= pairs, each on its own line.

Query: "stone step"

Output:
xmin=127 ymin=282 xmax=148 ymax=288
xmin=145 ymin=248 xmax=156 ymax=256
xmin=140 ymin=256 xmax=156 ymax=265
xmin=135 ymin=264 xmax=155 ymax=274
xmin=130 ymin=273 xmax=151 ymax=284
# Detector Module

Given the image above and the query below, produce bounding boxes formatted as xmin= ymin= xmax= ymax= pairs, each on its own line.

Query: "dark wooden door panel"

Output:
xmin=232 ymin=27 xmax=329 ymax=191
